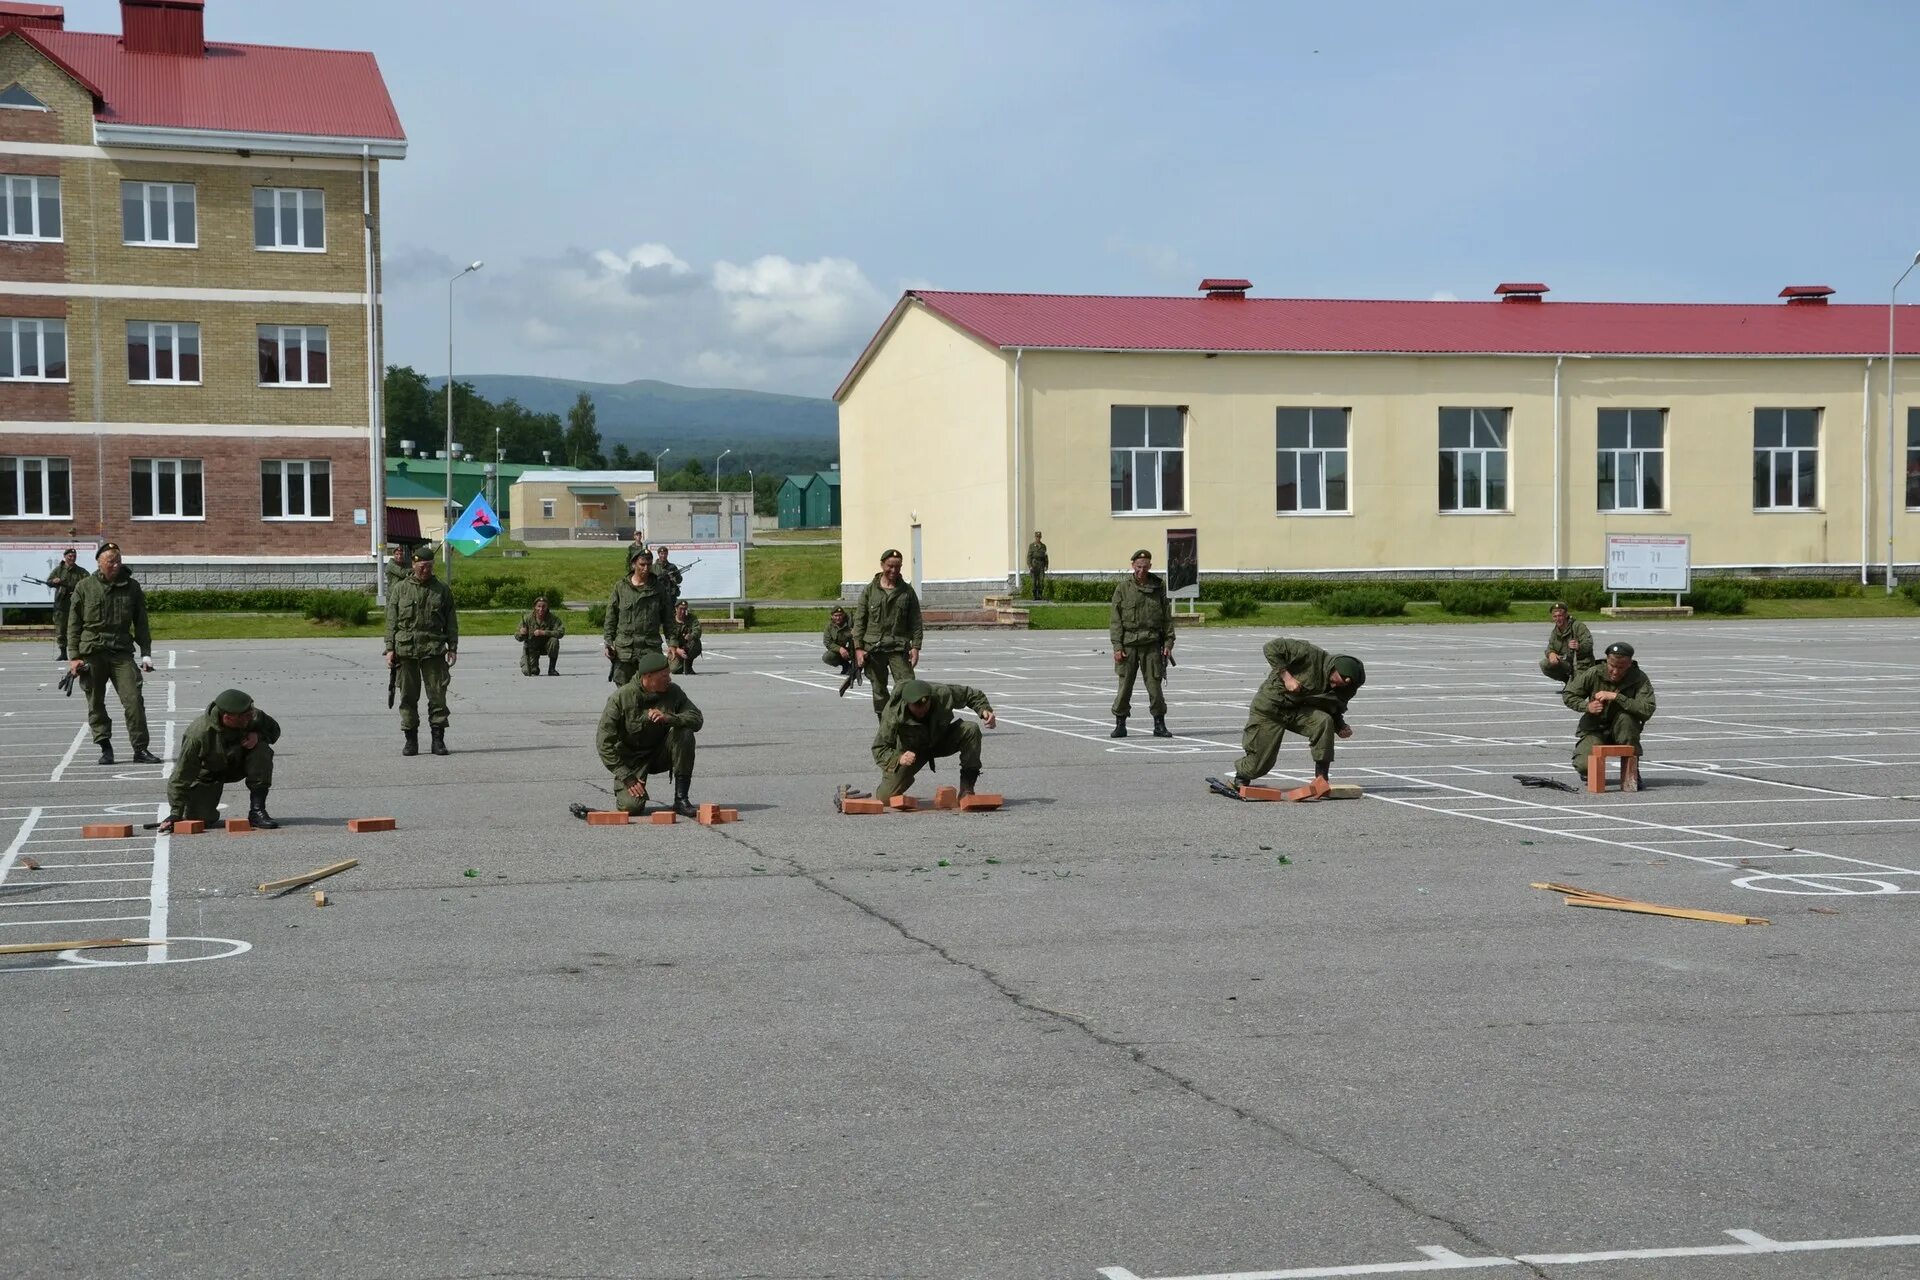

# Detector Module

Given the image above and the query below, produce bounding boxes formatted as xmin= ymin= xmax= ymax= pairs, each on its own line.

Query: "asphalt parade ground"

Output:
xmin=2 ymin=619 xmax=1917 ymax=1280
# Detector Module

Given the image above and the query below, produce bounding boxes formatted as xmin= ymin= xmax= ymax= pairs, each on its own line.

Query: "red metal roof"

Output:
xmin=3 ymin=25 xmax=402 ymax=140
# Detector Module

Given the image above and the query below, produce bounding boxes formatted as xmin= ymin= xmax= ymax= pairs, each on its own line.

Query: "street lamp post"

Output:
xmin=653 ymin=447 xmax=670 ymax=483
xmin=1888 ymin=252 xmax=1920 ymax=594
xmin=714 ymin=448 xmax=732 ymax=493
xmin=446 ymin=260 xmax=483 ymax=584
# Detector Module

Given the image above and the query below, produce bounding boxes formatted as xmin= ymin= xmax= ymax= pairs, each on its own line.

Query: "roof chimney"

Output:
xmin=1494 ymin=282 xmax=1549 ymax=303
xmin=120 ymin=0 xmax=204 ymax=56
xmin=1779 ymin=285 xmax=1834 ymax=306
xmin=1199 ymin=278 xmax=1251 ymax=299
xmin=0 ymin=3 xmax=65 ymax=29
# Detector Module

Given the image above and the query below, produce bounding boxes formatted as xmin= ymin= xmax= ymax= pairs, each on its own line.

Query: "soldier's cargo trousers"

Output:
xmin=81 ymin=651 xmax=149 ymax=751
xmin=1539 ymin=655 xmax=1590 ymax=683
xmin=395 ymin=655 xmax=452 ymax=731
xmin=520 ymin=637 xmax=559 ymax=675
xmin=610 ymin=643 xmax=663 ymax=686
xmin=874 ymin=721 xmax=981 ymax=802
xmin=1112 ymin=644 xmax=1166 ymax=718
xmin=863 ymin=648 xmax=915 ymax=717
xmin=1573 ymin=712 xmax=1644 ymax=778
xmin=612 ymin=730 xmax=697 ymax=814
xmin=177 ymin=747 xmax=274 ymax=824
xmin=669 ymin=639 xmax=702 ymax=674
xmin=1234 ymin=706 xmax=1336 ymax=782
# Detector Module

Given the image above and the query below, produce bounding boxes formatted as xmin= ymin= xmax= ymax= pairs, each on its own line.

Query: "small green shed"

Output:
xmin=777 ymin=475 xmax=814 ymax=529
xmin=803 ymin=470 xmax=841 ymax=527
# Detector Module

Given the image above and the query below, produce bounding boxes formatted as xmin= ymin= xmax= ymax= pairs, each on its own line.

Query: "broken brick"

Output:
xmin=585 ymin=811 xmax=629 ymax=826
xmin=1238 ymin=785 xmax=1287 ymax=802
xmin=717 ymin=808 xmax=740 ymax=824
xmin=888 ymin=795 xmax=917 ymax=811
xmin=225 ymin=818 xmax=253 ymax=834
xmin=347 ymin=817 xmax=398 ymax=833
xmin=82 ymin=823 xmax=134 ymax=839
xmin=648 ymin=811 xmax=677 ymax=825
xmin=958 ymin=794 xmax=1003 ymax=811
xmin=841 ymin=797 xmax=885 ymax=815
xmin=932 ymin=786 xmax=959 ymax=810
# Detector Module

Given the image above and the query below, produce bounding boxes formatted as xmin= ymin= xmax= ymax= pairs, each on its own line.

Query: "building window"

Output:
xmin=1752 ymin=408 xmax=1819 ymax=510
xmin=0 ymin=83 xmax=49 ymax=111
xmin=122 ymin=181 xmax=197 ymax=247
xmin=1597 ymin=408 xmax=1666 ymax=511
xmin=1438 ymin=407 xmax=1509 ymax=512
xmin=0 ymin=317 xmax=66 ymax=381
xmin=261 ymin=459 xmax=331 ymax=520
xmin=127 ymin=321 xmax=201 ymax=384
xmin=253 ymin=187 xmax=324 ymax=251
xmin=1907 ymin=409 xmax=1920 ymax=509
xmin=1 ymin=174 xmax=60 ymax=240
xmin=1 ymin=455 xmax=70 ymax=518
xmin=131 ymin=458 xmax=204 ymax=520
xmin=1110 ymin=405 xmax=1184 ymax=514
xmin=541 ymin=498 xmax=556 ymax=519
xmin=1276 ymin=407 xmax=1349 ymax=513
xmin=258 ymin=325 xmax=329 ymax=386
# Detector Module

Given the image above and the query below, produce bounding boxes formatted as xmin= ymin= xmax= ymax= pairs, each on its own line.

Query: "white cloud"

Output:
xmin=1429 ymin=290 xmax=1460 ymax=302
xmin=713 ymin=255 xmax=887 ymax=357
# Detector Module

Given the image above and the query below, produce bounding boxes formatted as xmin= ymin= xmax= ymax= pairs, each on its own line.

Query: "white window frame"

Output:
xmin=126 ymin=320 xmax=202 ymax=385
xmin=260 ymin=459 xmax=332 ymax=522
xmin=1438 ymin=407 xmax=1511 ymax=513
xmin=131 ymin=457 xmax=205 ymax=522
xmin=1276 ymin=407 xmax=1350 ymax=514
xmin=1 ymin=174 xmax=60 ymax=241
xmin=1752 ymin=408 xmax=1820 ymax=512
xmin=1597 ymin=408 xmax=1667 ymax=512
xmin=0 ymin=83 xmax=49 ymax=112
xmin=1110 ymin=405 xmax=1186 ymax=515
xmin=542 ymin=498 xmax=557 ymax=519
xmin=1 ymin=454 xmax=71 ymax=519
xmin=0 ymin=317 xmax=67 ymax=382
xmin=253 ymin=186 xmax=325 ymax=252
xmin=121 ymin=180 xmax=197 ymax=248
xmin=257 ymin=325 xmax=329 ymax=387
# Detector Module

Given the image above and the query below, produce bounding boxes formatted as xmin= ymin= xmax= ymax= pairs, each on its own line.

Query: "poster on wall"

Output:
xmin=1166 ymin=527 xmax=1199 ymax=599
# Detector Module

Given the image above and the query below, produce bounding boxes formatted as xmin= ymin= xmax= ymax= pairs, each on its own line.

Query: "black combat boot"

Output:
xmin=547 ymin=658 xmax=558 ymax=675
xmin=671 ymin=776 xmax=699 ymax=819
xmin=959 ymin=769 xmax=980 ymax=799
xmin=1152 ymin=716 xmax=1172 ymax=738
xmin=247 ymin=787 xmax=280 ymax=830
xmin=1110 ymin=717 xmax=1127 ymax=739
xmin=96 ymin=740 xmax=114 ymax=765
xmin=430 ymin=727 xmax=449 ymax=756
xmin=56 ymin=648 xmax=67 ymax=662
xmin=132 ymin=747 xmax=161 ymax=764
xmin=402 ymin=730 xmax=418 ymax=756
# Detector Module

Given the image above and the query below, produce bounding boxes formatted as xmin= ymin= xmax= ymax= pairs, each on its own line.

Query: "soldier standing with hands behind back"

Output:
xmin=1109 ymin=548 xmax=1174 ymax=738
xmin=384 ymin=549 xmax=458 ymax=756
xmin=852 ymin=548 xmax=922 ymax=718
xmin=65 ymin=542 xmax=158 ymax=765
xmin=1026 ymin=532 xmax=1049 ymax=601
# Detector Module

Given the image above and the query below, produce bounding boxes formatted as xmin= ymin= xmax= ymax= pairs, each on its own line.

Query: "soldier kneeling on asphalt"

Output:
xmin=1210 ymin=637 xmax=1365 ymax=798
xmin=161 ymin=689 xmax=281 ymax=831
xmin=823 ymin=605 xmax=858 ymax=694
xmin=1565 ymin=641 xmax=1656 ymax=785
xmin=667 ymin=599 xmax=703 ymax=674
xmin=871 ymin=678 xmax=996 ymax=803
xmin=578 ymin=652 xmax=703 ymax=819
xmin=515 ymin=595 xmax=565 ymax=676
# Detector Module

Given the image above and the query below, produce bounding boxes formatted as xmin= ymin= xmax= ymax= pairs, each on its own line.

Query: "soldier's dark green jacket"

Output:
xmin=66 ymin=568 xmax=151 ymax=658
xmin=1545 ymin=617 xmax=1595 ymax=668
xmin=1109 ymin=573 xmax=1173 ymax=651
xmin=1562 ymin=660 xmax=1656 ymax=724
xmin=515 ymin=609 xmax=566 ymax=642
xmin=668 ymin=611 xmax=702 ymax=652
xmin=603 ymin=577 xmax=670 ymax=658
xmin=385 ymin=573 xmax=458 ymax=657
xmin=1253 ymin=637 xmax=1355 ymax=726
xmin=852 ymin=575 xmax=922 ymax=652
xmin=597 ymin=680 xmax=704 ymax=789
xmin=871 ymin=682 xmax=992 ymax=767
xmin=822 ymin=615 xmax=853 ymax=654
xmin=167 ymin=702 xmax=281 ymax=811
xmin=1026 ymin=540 xmax=1049 ymax=571
xmin=48 ymin=561 xmax=86 ymax=601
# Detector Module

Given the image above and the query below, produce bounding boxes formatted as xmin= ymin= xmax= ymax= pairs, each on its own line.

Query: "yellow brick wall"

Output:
xmin=0 ymin=37 xmax=95 ymax=145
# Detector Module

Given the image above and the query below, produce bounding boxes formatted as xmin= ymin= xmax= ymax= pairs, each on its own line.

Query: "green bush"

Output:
xmin=1900 ymin=582 xmax=1920 ymax=607
xmin=303 ymin=591 xmax=372 ymax=626
xmin=1316 ymin=587 xmax=1407 ymax=617
xmin=450 ymin=578 xmax=500 ymax=609
xmin=1549 ymin=581 xmax=1607 ymax=612
xmin=1436 ymin=583 xmax=1511 ymax=616
xmin=1213 ymin=585 xmax=1259 ymax=619
xmin=489 ymin=581 xmax=567 ymax=610
xmin=1686 ymin=583 xmax=1748 ymax=614
xmin=586 ymin=603 xmax=607 ymax=629
xmin=147 ymin=588 xmax=312 ymax=612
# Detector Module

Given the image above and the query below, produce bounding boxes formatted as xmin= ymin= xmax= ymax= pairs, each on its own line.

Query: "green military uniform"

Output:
xmin=48 ymin=559 xmax=86 ymax=660
xmin=667 ymin=609 xmax=703 ymax=674
xmin=851 ymin=573 xmax=923 ymax=717
xmin=653 ymin=553 xmax=683 ymax=610
xmin=603 ymin=573 xmax=671 ymax=684
xmin=65 ymin=565 xmax=153 ymax=758
xmin=383 ymin=541 xmax=439 ymax=583
xmin=596 ymin=654 xmax=704 ymax=814
xmin=1110 ymin=559 xmax=1174 ymax=735
xmin=385 ymin=568 xmax=458 ymax=750
xmin=1564 ymin=652 xmax=1656 ymax=779
xmin=1232 ymin=638 xmax=1365 ymax=784
xmin=1540 ymin=612 xmax=1596 ymax=683
xmin=871 ymin=679 xmax=993 ymax=802
xmin=515 ymin=606 xmax=566 ymax=676
xmin=822 ymin=613 xmax=855 ymax=673
xmin=1026 ymin=538 xmax=1049 ymax=600
xmin=167 ymin=690 xmax=281 ymax=826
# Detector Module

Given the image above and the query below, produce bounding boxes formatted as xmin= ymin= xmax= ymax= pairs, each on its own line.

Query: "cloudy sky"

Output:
xmin=59 ymin=0 xmax=1920 ymax=396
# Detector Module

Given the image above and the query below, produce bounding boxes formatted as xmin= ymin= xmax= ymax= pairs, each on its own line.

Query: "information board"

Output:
xmin=657 ymin=541 xmax=744 ymax=602
xmin=1166 ymin=528 xmax=1199 ymax=599
xmin=1 ymin=541 xmax=97 ymax=608
xmin=1604 ymin=533 xmax=1690 ymax=593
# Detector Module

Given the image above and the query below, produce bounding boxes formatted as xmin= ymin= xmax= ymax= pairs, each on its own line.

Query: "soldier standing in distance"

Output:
xmin=64 ymin=542 xmax=158 ymax=766
xmin=47 ymin=548 xmax=85 ymax=662
xmin=1109 ymin=548 xmax=1174 ymax=738
xmin=384 ymin=548 xmax=459 ymax=756
xmin=603 ymin=546 xmax=671 ymax=684
xmin=851 ymin=548 xmax=922 ymax=718
xmin=652 ymin=544 xmax=683 ymax=612
xmin=1026 ymin=532 xmax=1049 ymax=601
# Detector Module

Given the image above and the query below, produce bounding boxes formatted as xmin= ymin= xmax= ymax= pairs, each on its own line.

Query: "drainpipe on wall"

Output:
xmin=363 ymin=145 xmax=387 ymax=604
xmin=1010 ymin=348 xmax=1023 ymax=593
xmin=1862 ymin=358 xmax=1874 ymax=586
xmin=1551 ymin=355 xmax=1563 ymax=580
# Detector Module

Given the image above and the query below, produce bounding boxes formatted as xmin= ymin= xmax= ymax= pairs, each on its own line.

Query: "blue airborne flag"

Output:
xmin=446 ymin=492 xmax=502 ymax=556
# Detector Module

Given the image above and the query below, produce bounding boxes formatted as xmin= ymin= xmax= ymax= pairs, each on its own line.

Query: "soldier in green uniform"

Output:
xmin=871 ymin=678 xmax=997 ymax=803
xmin=514 ymin=595 xmax=565 ymax=676
xmin=823 ymin=606 xmax=858 ymax=694
xmin=1210 ymin=637 xmax=1366 ymax=795
xmin=1110 ymin=548 xmax=1175 ymax=738
xmin=652 ymin=545 xmax=683 ymax=611
xmin=1564 ymin=641 xmax=1656 ymax=785
xmin=667 ymin=599 xmax=703 ymax=674
xmin=64 ymin=543 xmax=158 ymax=766
xmin=1539 ymin=601 xmax=1596 ymax=683
xmin=603 ymin=546 xmax=671 ymax=684
xmin=47 ymin=548 xmax=85 ymax=662
xmin=161 ymin=688 xmax=281 ymax=831
xmin=583 ymin=651 xmax=703 ymax=818
xmin=852 ymin=548 xmax=923 ymax=718
xmin=384 ymin=549 xmax=459 ymax=756
xmin=1026 ymin=532 xmax=1049 ymax=601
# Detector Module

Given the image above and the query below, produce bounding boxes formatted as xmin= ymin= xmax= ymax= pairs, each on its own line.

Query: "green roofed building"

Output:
xmin=777 ymin=470 xmax=842 ymax=529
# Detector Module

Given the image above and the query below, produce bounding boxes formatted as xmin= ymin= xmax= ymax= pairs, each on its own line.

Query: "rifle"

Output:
xmin=20 ymin=573 xmax=57 ymax=589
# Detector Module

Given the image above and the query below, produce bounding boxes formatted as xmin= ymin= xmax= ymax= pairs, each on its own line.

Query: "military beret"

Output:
xmin=898 ymin=679 xmax=932 ymax=704
xmin=1130 ymin=548 xmax=1152 ymax=561
xmin=1331 ymin=655 xmax=1366 ymax=687
xmin=627 ymin=545 xmax=648 ymax=565
xmin=880 ymin=548 xmax=903 ymax=562
xmin=634 ymin=652 xmax=670 ymax=675
xmin=1550 ymin=600 xmax=1570 ymax=611
xmin=1605 ymin=641 xmax=1635 ymax=658
xmin=213 ymin=688 xmax=253 ymax=715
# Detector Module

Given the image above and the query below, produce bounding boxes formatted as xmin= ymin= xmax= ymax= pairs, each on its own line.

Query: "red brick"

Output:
xmin=225 ymin=818 xmax=252 ymax=833
xmin=958 ymin=794 xmax=1003 ymax=811
xmin=1588 ymin=745 xmax=1636 ymax=793
xmin=585 ymin=811 xmax=629 ymax=826
xmin=648 ymin=811 xmax=677 ymax=825
xmin=717 ymin=808 xmax=740 ymax=824
xmin=932 ymin=786 xmax=959 ymax=810
xmin=347 ymin=817 xmax=397 ymax=833
xmin=841 ymin=798 xmax=885 ymax=815
xmin=172 ymin=819 xmax=206 ymax=835
xmin=1239 ymin=785 xmax=1287 ymax=802
xmin=697 ymin=803 xmax=720 ymax=825
xmin=887 ymin=795 xmax=917 ymax=811
xmin=83 ymin=823 xmax=133 ymax=839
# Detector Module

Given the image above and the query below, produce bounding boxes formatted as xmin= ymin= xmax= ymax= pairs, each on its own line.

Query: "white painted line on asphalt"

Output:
xmin=47 ymin=724 xmax=87 ymax=783
xmin=0 ymin=913 xmax=146 ymax=929
xmin=166 ymin=680 xmax=175 ymax=712
xmin=0 ymin=806 xmax=42 ymax=884
xmin=165 ymin=649 xmax=175 ymax=670
xmin=0 ymin=894 xmax=150 ymax=910
xmin=147 ymin=803 xmax=169 ymax=963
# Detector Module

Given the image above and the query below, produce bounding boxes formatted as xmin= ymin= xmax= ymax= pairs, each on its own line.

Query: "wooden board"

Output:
xmin=0 ymin=937 xmax=160 ymax=957
xmin=257 ymin=858 xmax=360 ymax=896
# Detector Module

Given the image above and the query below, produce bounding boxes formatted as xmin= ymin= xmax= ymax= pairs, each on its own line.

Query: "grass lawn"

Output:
xmin=1025 ymin=596 xmax=1920 ymax=630
xmin=753 ymin=528 xmax=842 ymax=543
xmin=438 ymin=541 xmax=840 ymax=603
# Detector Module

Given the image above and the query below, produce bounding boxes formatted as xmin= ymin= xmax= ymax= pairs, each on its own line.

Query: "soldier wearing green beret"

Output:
xmin=583 ymin=651 xmax=704 ymax=817
xmin=603 ymin=545 xmax=671 ymax=684
xmin=65 ymin=542 xmax=158 ymax=766
xmin=1110 ymin=548 xmax=1174 ymax=738
xmin=384 ymin=547 xmax=458 ymax=756
xmin=162 ymin=689 xmax=281 ymax=831
xmin=852 ymin=548 xmax=923 ymax=718
xmin=823 ymin=605 xmax=858 ymax=694
xmin=653 ymin=545 xmax=683 ymax=611
xmin=667 ymin=599 xmax=703 ymax=674
xmin=871 ymin=678 xmax=996 ymax=803
xmin=47 ymin=548 xmax=86 ymax=662
xmin=383 ymin=540 xmax=438 ymax=584
xmin=1539 ymin=601 xmax=1596 ymax=683
xmin=514 ymin=595 xmax=566 ymax=676
xmin=1564 ymin=641 xmax=1656 ymax=785
xmin=1210 ymin=637 xmax=1365 ymax=796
